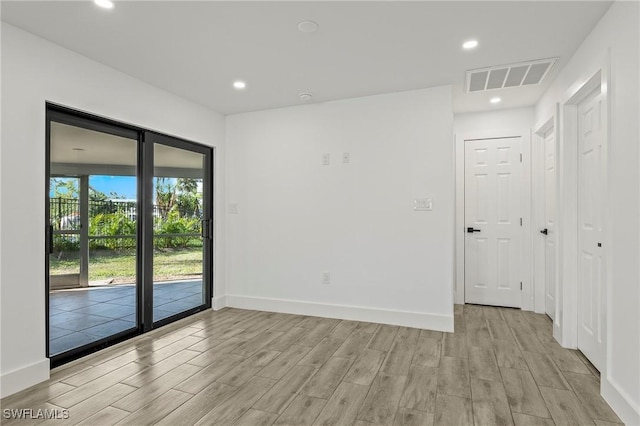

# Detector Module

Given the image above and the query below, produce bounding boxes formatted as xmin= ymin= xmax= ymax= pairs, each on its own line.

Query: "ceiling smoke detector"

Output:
xmin=299 ymin=93 xmax=313 ymax=101
xmin=298 ymin=21 xmax=319 ymax=33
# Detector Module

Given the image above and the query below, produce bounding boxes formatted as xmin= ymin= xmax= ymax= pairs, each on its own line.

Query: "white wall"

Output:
xmin=454 ymin=107 xmax=533 ymax=137
xmin=0 ymin=23 xmax=226 ymax=397
xmin=0 ymin=11 xmax=4 ymax=401
xmin=225 ymin=87 xmax=455 ymax=330
xmin=535 ymin=2 xmax=639 ymax=424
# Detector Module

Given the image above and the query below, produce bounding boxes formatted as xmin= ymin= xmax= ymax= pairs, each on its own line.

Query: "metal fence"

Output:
xmin=50 ymin=198 xmax=202 ymax=230
xmin=50 ymin=197 xmax=82 ymax=231
xmin=50 ymin=197 xmax=202 ymax=251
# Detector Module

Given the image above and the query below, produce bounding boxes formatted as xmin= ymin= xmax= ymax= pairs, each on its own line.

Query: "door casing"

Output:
xmin=576 ymin=86 xmax=606 ymax=370
xmin=533 ymin=111 xmax=560 ymax=320
xmin=554 ymin=60 xmax=610 ymax=359
xmin=455 ymin=129 xmax=532 ymax=308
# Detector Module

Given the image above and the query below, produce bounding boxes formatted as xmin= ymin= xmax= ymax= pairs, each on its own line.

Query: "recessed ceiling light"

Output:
xmin=298 ymin=21 xmax=319 ymax=33
xmin=462 ymin=40 xmax=478 ymax=50
xmin=233 ymin=81 xmax=246 ymax=90
xmin=490 ymin=97 xmax=502 ymax=104
xmin=299 ymin=93 xmax=313 ymax=101
xmin=94 ymin=0 xmax=114 ymax=9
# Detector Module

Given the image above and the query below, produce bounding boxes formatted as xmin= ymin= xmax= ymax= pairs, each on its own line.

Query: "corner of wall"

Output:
xmin=212 ymin=295 xmax=227 ymax=311
xmin=0 ymin=358 xmax=50 ymax=399
xmin=601 ymin=375 xmax=640 ymax=426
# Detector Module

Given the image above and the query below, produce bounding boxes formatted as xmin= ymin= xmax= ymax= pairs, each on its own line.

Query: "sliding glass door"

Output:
xmin=144 ymin=133 xmax=212 ymax=326
xmin=47 ymin=106 xmax=213 ymax=364
xmin=47 ymin=113 xmax=140 ymax=361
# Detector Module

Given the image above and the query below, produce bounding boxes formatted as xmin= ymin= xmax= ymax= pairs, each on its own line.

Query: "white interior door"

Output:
xmin=577 ymin=88 xmax=606 ymax=371
xmin=543 ymin=128 xmax=556 ymax=319
xmin=465 ymin=137 xmax=522 ymax=308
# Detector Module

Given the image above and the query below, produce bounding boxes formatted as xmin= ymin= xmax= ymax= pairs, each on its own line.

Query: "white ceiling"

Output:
xmin=51 ymin=122 xmax=203 ymax=169
xmin=2 ymin=1 xmax=611 ymax=115
xmin=51 ymin=122 xmax=138 ymax=166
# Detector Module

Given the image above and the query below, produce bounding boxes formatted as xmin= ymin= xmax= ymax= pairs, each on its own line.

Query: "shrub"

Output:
xmin=154 ymin=209 xmax=200 ymax=249
xmin=54 ymin=209 xmax=201 ymax=252
xmin=89 ymin=213 xmax=136 ymax=250
xmin=52 ymin=234 xmax=79 ymax=252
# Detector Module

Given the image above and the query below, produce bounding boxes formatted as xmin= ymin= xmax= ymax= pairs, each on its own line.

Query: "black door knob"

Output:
xmin=467 ymin=227 xmax=481 ymax=233
xmin=540 ymin=228 xmax=548 ymax=235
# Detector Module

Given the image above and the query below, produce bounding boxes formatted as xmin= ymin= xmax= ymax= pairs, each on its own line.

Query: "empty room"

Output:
xmin=0 ymin=1 xmax=638 ymax=425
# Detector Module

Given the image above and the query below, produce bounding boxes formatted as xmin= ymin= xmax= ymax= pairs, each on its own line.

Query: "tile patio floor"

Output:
xmin=49 ymin=280 xmax=204 ymax=356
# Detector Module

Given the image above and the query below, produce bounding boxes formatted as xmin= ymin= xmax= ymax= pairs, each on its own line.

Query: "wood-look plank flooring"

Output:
xmin=1 ymin=305 xmax=623 ymax=425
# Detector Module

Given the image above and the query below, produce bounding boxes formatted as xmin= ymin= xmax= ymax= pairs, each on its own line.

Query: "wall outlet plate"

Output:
xmin=343 ymin=152 xmax=350 ymax=163
xmin=322 ymin=153 xmax=330 ymax=165
xmin=228 ymin=203 xmax=239 ymax=214
xmin=414 ymin=198 xmax=433 ymax=211
xmin=321 ymin=271 xmax=330 ymax=284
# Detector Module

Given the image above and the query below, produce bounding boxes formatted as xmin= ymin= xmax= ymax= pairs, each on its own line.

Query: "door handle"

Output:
xmin=540 ymin=228 xmax=548 ymax=235
xmin=201 ymin=220 xmax=208 ymax=239
xmin=467 ymin=227 xmax=481 ymax=233
xmin=201 ymin=219 xmax=213 ymax=239
xmin=48 ymin=225 xmax=54 ymax=254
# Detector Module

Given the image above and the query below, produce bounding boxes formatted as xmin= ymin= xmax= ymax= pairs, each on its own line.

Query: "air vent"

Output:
xmin=465 ymin=58 xmax=557 ymax=93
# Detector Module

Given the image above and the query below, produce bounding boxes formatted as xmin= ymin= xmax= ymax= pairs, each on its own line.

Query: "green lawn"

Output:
xmin=50 ymin=247 xmax=202 ymax=283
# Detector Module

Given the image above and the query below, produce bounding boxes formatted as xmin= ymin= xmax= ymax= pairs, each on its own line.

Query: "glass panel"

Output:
xmin=152 ymin=143 xmax=205 ymax=322
xmin=49 ymin=177 xmax=81 ymax=294
xmin=49 ymin=122 xmax=138 ymax=357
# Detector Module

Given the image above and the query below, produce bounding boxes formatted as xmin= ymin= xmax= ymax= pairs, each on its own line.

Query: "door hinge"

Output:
xmin=520 ymin=218 xmax=523 ymax=226
xmin=520 ymin=282 xmax=523 ymax=290
xmin=520 ymin=153 xmax=523 ymax=163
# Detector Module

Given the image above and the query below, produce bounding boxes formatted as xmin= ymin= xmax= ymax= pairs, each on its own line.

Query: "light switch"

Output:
xmin=228 ymin=203 xmax=239 ymax=214
xmin=414 ymin=198 xmax=433 ymax=211
xmin=322 ymin=153 xmax=330 ymax=165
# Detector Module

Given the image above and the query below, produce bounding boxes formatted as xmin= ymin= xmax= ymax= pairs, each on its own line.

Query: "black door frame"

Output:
xmin=142 ymin=131 xmax=213 ymax=331
xmin=45 ymin=103 xmax=213 ymax=367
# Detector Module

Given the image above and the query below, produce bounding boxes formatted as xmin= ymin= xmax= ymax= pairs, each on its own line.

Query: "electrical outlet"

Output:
xmin=322 ymin=153 xmax=330 ymax=165
xmin=321 ymin=271 xmax=330 ymax=285
xmin=414 ymin=198 xmax=433 ymax=211
xmin=343 ymin=152 xmax=350 ymax=163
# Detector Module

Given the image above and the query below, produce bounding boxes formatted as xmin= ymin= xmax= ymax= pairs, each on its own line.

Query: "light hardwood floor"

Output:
xmin=1 ymin=305 xmax=623 ymax=425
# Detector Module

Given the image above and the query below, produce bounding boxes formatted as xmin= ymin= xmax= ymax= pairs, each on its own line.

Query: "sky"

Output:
xmin=91 ymin=176 xmax=137 ymax=199
xmin=50 ymin=176 xmax=201 ymax=200
xmin=50 ymin=176 xmax=138 ymax=200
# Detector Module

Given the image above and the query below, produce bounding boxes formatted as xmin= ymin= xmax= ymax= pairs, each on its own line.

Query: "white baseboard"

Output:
xmin=212 ymin=295 xmax=227 ymax=311
xmin=553 ymin=322 xmax=564 ymax=348
xmin=225 ymin=294 xmax=454 ymax=332
xmin=0 ymin=358 xmax=50 ymax=399
xmin=602 ymin=375 xmax=640 ymax=426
